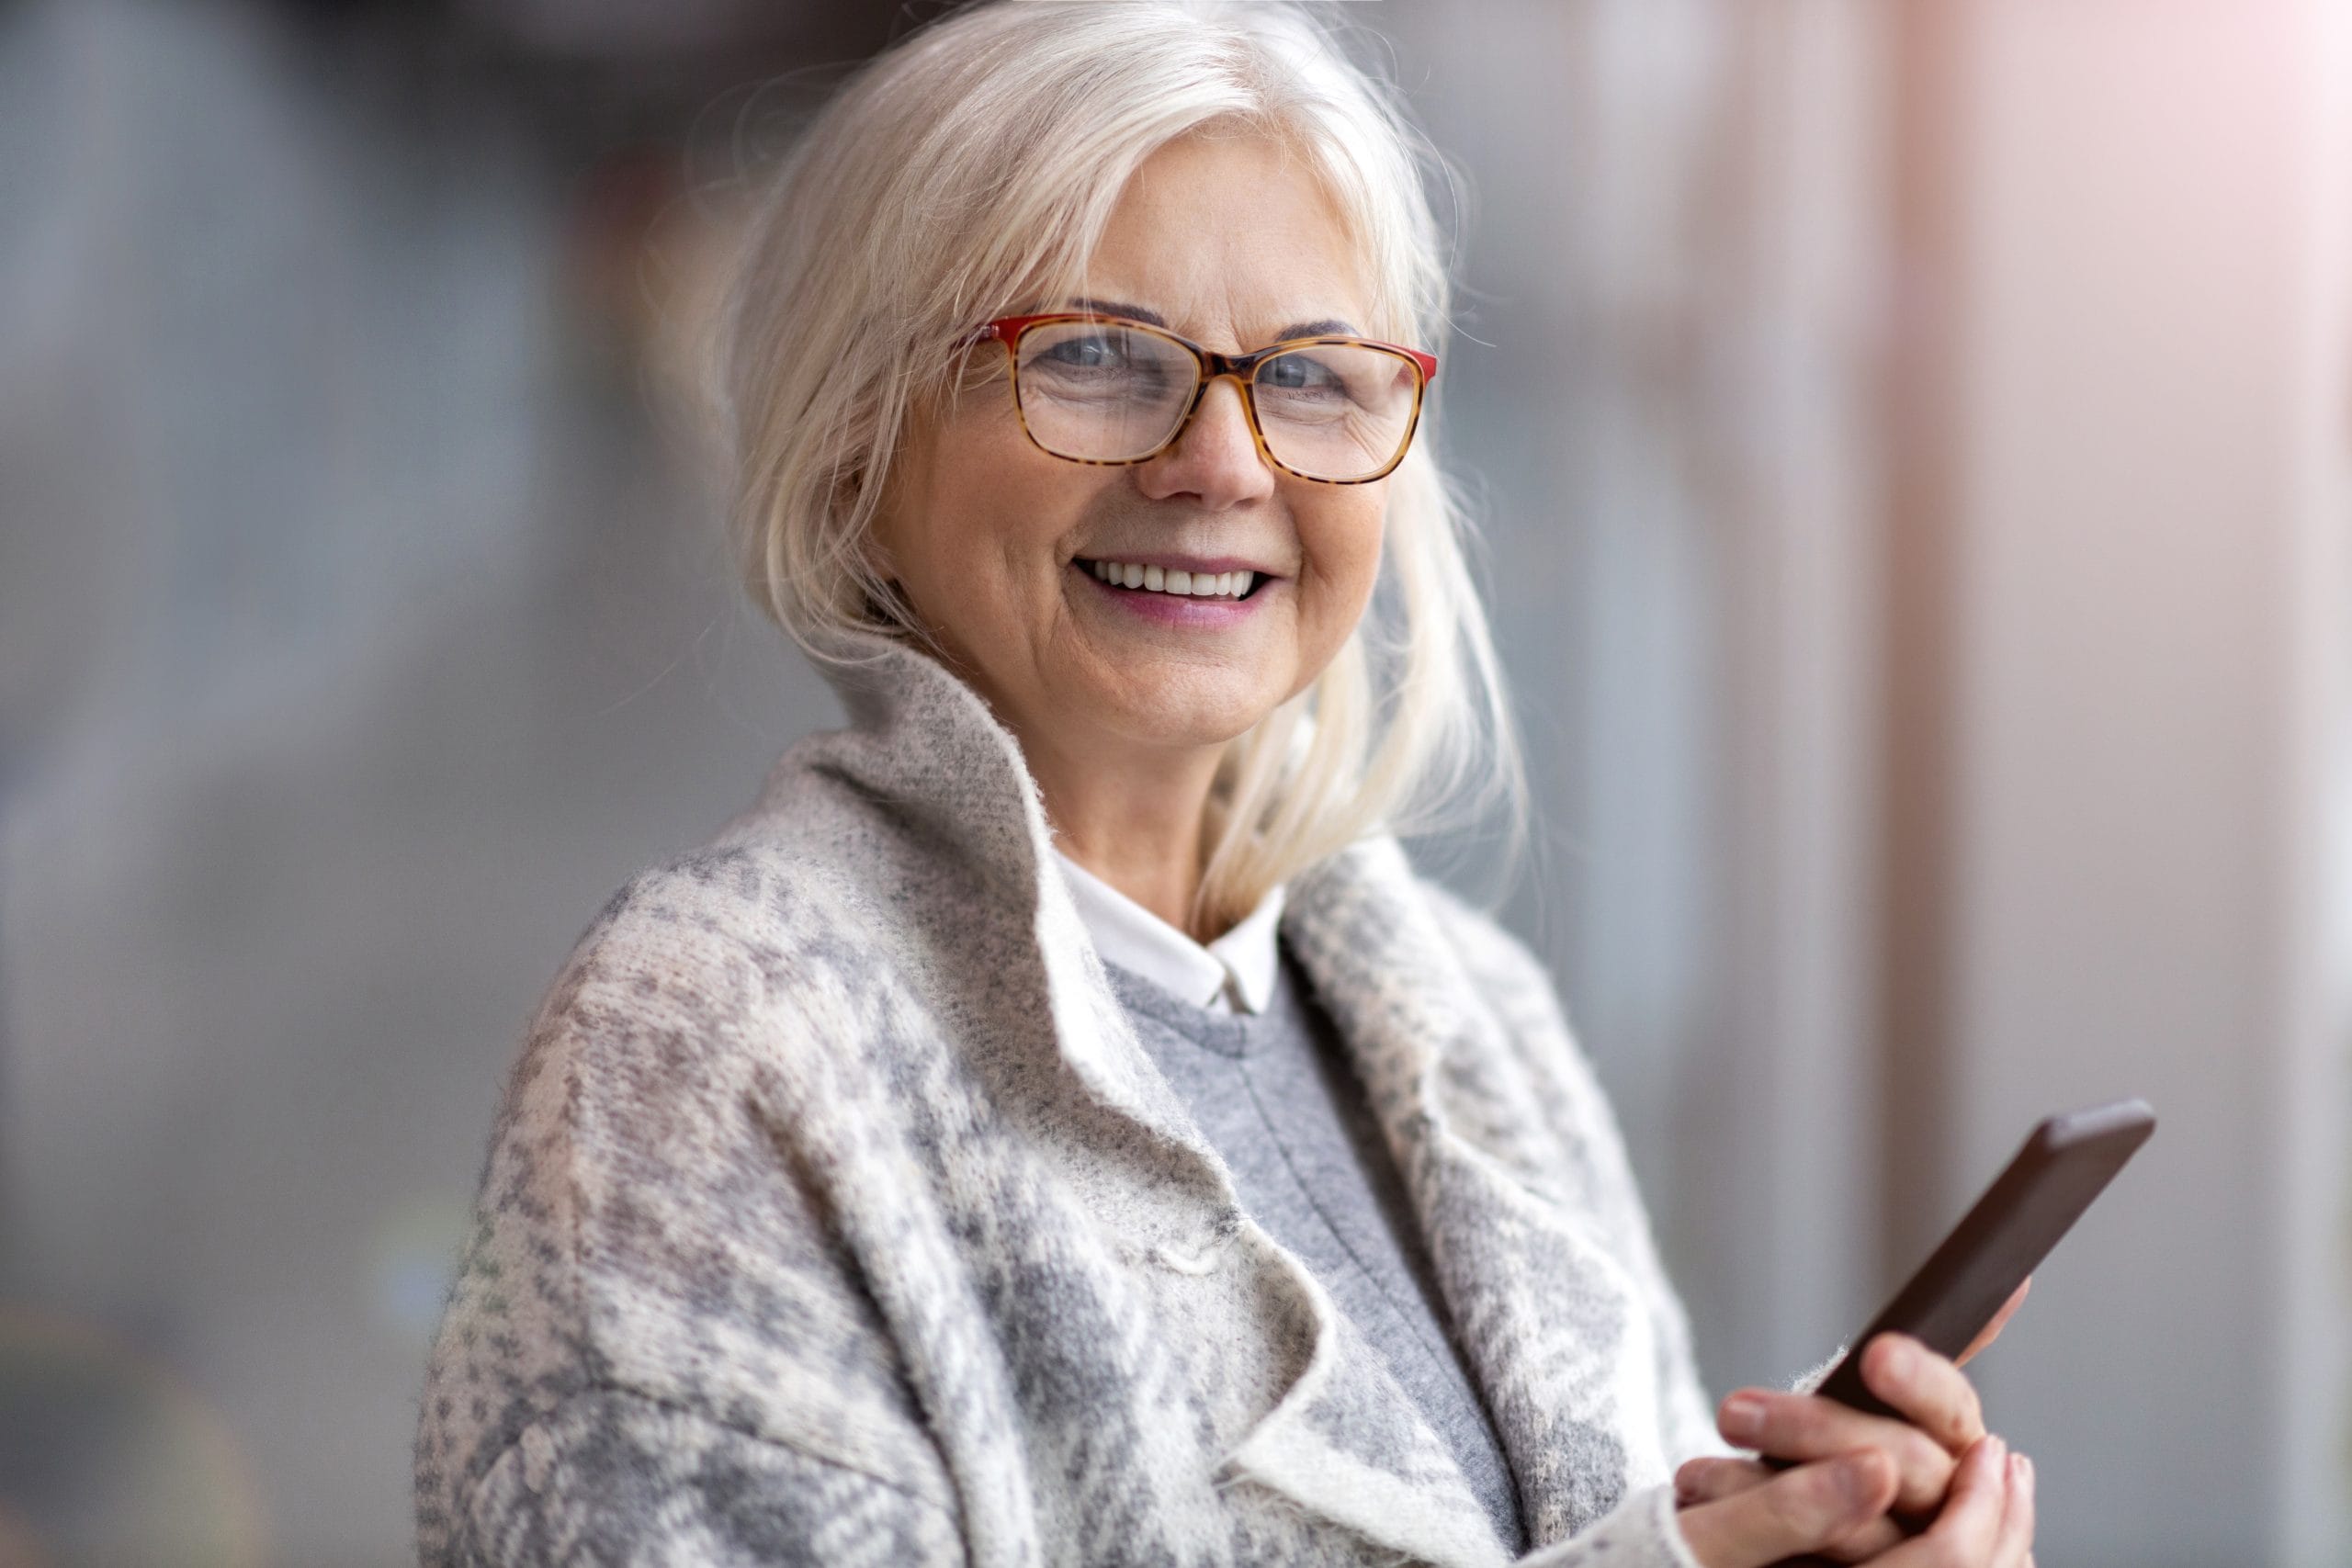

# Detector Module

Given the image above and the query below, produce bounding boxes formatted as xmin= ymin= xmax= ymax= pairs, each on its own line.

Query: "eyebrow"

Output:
xmin=1060 ymin=296 xmax=1361 ymax=342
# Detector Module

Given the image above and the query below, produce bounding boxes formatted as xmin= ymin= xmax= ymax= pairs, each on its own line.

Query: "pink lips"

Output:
xmin=1070 ymin=558 xmax=1272 ymax=626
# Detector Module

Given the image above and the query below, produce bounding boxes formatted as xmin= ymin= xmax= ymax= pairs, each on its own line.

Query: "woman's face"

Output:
xmin=870 ymin=130 xmax=1390 ymax=770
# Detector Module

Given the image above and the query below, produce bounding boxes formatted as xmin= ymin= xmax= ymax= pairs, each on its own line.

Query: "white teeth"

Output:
xmin=1088 ymin=559 xmax=1255 ymax=600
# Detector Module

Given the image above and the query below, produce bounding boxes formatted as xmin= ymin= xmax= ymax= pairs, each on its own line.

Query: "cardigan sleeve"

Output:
xmin=1502 ymin=1348 xmax=1856 ymax=1568
xmin=447 ymin=1382 xmax=966 ymax=1568
xmin=1502 ymin=1347 xmax=1850 ymax=1568
xmin=1510 ymin=1478 xmax=1710 ymax=1568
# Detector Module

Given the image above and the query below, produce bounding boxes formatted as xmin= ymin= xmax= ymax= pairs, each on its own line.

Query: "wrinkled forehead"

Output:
xmin=1056 ymin=131 xmax=1384 ymax=354
xmin=1041 ymin=294 xmax=1365 ymax=351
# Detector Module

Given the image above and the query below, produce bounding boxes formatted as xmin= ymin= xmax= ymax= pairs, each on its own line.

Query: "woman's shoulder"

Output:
xmin=479 ymin=834 xmax=944 ymax=1204
xmin=1409 ymin=874 xmax=1582 ymax=1051
xmin=460 ymin=834 xmax=925 ymax=1293
xmin=532 ymin=834 xmax=892 ymax=1045
xmin=474 ymin=834 xmax=894 ymax=1225
xmin=418 ymin=836 xmax=950 ymax=1550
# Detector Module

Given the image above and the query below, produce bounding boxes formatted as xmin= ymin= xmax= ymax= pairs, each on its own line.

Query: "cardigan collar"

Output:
xmin=772 ymin=626 xmax=1667 ymax=1565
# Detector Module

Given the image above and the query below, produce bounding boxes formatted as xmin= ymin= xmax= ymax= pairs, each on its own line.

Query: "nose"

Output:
xmin=1135 ymin=374 xmax=1277 ymax=506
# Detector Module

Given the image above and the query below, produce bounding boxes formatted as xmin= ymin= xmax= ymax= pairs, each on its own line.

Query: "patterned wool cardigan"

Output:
xmin=413 ymin=626 xmax=1804 ymax=1568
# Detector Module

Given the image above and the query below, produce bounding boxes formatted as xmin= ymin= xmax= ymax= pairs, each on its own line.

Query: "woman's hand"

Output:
xmin=1675 ymin=1428 xmax=2031 ymax=1568
xmin=1670 ymin=1444 xmax=1901 ymax=1568
xmin=1673 ymin=1278 xmax=2035 ymax=1564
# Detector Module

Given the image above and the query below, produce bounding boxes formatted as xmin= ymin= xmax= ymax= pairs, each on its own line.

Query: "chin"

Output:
xmin=1100 ymin=690 xmax=1274 ymax=750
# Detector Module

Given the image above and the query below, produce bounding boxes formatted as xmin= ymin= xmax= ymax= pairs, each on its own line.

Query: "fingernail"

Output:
xmin=2018 ymin=1453 xmax=2036 ymax=1494
xmin=1720 ymin=1394 xmax=1765 ymax=1441
xmin=1985 ymin=1434 xmax=2008 ymax=1467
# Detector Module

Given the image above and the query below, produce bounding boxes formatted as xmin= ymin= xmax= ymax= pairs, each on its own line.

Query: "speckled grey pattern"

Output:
xmin=413 ymin=622 xmax=1802 ymax=1568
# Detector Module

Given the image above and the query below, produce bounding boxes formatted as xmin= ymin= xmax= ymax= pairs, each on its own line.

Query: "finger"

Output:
xmin=1717 ymin=1386 xmax=1955 ymax=1515
xmin=1860 ymin=1332 xmax=1989 ymax=1456
xmin=1993 ymin=1449 xmax=2037 ymax=1567
xmin=1958 ymin=1276 xmax=2033 ymax=1368
xmin=1873 ymin=1433 xmax=2011 ymax=1567
xmin=1797 ymin=1515 xmax=1912 ymax=1563
xmin=1674 ymin=1459 xmax=1914 ymax=1564
xmin=1676 ymin=1456 xmax=1773 ymax=1505
xmin=1674 ymin=1448 xmax=1896 ymax=1568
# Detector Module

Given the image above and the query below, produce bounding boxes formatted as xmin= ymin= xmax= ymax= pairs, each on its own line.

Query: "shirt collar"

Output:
xmin=1049 ymin=845 xmax=1286 ymax=1015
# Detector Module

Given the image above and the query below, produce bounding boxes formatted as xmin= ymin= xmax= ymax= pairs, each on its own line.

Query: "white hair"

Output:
xmin=703 ymin=0 xmax=1529 ymax=933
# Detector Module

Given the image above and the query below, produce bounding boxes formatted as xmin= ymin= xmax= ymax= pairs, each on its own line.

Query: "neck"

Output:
xmin=1023 ymin=727 xmax=1226 ymax=941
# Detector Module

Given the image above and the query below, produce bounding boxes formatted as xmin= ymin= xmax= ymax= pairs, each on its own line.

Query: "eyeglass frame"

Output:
xmin=956 ymin=311 xmax=1440 ymax=485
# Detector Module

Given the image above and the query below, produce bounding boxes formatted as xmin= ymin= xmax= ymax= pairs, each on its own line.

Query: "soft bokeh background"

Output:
xmin=4 ymin=1 xmax=2346 ymax=1564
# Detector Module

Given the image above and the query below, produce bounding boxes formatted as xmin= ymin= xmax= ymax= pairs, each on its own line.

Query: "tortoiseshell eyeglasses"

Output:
xmin=957 ymin=311 xmax=1438 ymax=484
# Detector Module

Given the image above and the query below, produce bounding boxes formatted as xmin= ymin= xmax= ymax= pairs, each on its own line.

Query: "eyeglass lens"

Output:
xmin=1012 ymin=320 xmax=1420 ymax=481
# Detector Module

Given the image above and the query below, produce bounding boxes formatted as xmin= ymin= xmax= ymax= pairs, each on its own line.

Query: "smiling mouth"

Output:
xmin=1072 ymin=558 xmax=1272 ymax=602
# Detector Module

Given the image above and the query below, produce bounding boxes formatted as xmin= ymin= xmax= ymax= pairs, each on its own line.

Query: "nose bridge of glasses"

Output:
xmin=1180 ymin=368 xmax=1263 ymax=447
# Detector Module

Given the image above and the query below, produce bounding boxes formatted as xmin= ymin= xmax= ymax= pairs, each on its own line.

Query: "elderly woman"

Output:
xmin=413 ymin=5 xmax=2036 ymax=1566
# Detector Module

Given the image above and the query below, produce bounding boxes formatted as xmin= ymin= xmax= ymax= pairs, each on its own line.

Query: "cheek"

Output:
xmin=1299 ymin=497 xmax=1387 ymax=610
xmin=900 ymin=413 xmax=1082 ymax=586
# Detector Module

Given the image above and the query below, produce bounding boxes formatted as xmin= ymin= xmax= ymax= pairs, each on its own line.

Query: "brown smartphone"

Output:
xmin=1758 ymin=1095 xmax=2156 ymax=1468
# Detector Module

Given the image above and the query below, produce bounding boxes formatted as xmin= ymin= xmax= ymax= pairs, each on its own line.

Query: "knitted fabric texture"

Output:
xmin=413 ymin=623 xmax=1800 ymax=1568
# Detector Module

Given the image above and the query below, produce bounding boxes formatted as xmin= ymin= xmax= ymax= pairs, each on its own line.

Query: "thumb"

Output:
xmin=1675 ymin=1448 xmax=1894 ymax=1568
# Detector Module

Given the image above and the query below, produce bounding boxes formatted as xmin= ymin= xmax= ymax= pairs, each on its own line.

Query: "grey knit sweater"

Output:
xmin=412 ymin=624 xmax=1800 ymax=1568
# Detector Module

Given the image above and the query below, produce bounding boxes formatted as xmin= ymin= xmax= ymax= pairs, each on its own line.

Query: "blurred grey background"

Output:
xmin=3 ymin=1 xmax=2346 ymax=1564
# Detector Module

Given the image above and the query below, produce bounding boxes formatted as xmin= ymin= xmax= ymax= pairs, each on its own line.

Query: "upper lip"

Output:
xmin=1076 ymin=552 xmax=1282 ymax=577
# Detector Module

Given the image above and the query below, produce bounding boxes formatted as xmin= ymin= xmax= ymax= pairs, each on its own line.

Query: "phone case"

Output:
xmin=1760 ymin=1095 xmax=2154 ymax=1459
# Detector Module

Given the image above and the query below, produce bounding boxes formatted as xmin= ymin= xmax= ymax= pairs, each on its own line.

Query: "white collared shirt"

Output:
xmin=1049 ymin=845 xmax=1286 ymax=1015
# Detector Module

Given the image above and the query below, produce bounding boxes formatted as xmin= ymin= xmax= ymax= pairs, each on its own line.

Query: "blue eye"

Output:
xmin=1259 ymin=352 xmax=1348 ymax=397
xmin=1039 ymin=333 xmax=1125 ymax=368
